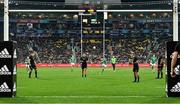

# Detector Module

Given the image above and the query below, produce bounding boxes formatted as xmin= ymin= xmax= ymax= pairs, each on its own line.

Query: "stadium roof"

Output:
xmin=11 ymin=0 xmax=65 ymax=2
xmin=11 ymin=0 xmax=171 ymax=2
xmin=8 ymin=0 xmax=172 ymax=10
xmin=10 ymin=0 xmax=172 ymax=5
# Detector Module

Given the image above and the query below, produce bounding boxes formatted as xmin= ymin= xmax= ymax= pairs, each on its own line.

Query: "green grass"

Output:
xmin=0 ymin=67 xmax=180 ymax=103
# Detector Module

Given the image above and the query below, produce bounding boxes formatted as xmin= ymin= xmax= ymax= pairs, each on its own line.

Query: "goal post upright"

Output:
xmin=4 ymin=0 xmax=9 ymax=41
xmin=173 ymin=0 xmax=178 ymax=41
xmin=103 ymin=12 xmax=107 ymax=59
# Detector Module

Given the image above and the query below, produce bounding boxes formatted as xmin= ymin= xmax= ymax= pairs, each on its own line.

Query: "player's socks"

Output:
xmin=35 ymin=70 xmax=38 ymax=78
xmin=29 ymin=72 xmax=32 ymax=78
xmin=113 ymin=69 xmax=115 ymax=72
xmin=157 ymin=71 xmax=160 ymax=79
xmin=161 ymin=72 xmax=163 ymax=78
xmin=85 ymin=75 xmax=86 ymax=77
xmin=152 ymin=69 xmax=155 ymax=73
xmin=102 ymin=69 xmax=104 ymax=73
xmin=137 ymin=76 xmax=140 ymax=82
xmin=133 ymin=76 xmax=136 ymax=82
xmin=82 ymin=75 xmax=84 ymax=77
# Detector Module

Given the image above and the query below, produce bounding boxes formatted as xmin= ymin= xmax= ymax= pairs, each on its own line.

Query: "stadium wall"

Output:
xmin=17 ymin=64 xmax=150 ymax=68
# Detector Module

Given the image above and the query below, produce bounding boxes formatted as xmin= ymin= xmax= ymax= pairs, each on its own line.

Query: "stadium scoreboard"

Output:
xmin=81 ymin=12 xmax=104 ymax=38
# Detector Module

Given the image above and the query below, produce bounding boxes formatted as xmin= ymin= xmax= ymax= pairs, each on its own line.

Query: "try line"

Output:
xmin=18 ymin=95 xmax=163 ymax=98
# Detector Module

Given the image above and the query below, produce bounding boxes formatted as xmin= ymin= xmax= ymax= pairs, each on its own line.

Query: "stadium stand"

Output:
xmin=7 ymin=12 xmax=173 ymax=64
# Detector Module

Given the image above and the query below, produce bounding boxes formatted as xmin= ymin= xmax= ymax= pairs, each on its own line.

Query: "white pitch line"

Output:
xmin=18 ymin=95 xmax=163 ymax=98
xmin=0 ymin=103 xmax=180 ymax=104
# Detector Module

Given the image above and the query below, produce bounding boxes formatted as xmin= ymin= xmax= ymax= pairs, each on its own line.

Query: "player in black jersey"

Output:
xmin=80 ymin=54 xmax=88 ymax=77
xmin=133 ymin=57 xmax=140 ymax=82
xmin=28 ymin=48 xmax=41 ymax=78
xmin=29 ymin=55 xmax=38 ymax=78
xmin=157 ymin=56 xmax=164 ymax=79
xmin=171 ymin=43 xmax=180 ymax=78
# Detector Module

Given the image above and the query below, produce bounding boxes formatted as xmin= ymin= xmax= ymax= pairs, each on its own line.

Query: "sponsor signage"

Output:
xmin=0 ymin=48 xmax=12 ymax=58
xmin=170 ymin=82 xmax=180 ymax=92
xmin=0 ymin=41 xmax=16 ymax=97
xmin=0 ymin=65 xmax=11 ymax=75
xmin=17 ymin=63 xmax=151 ymax=67
xmin=0 ymin=82 xmax=11 ymax=92
xmin=166 ymin=42 xmax=180 ymax=97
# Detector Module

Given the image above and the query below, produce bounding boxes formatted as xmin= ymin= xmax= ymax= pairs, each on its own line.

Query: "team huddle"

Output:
xmin=24 ymin=46 xmax=166 ymax=83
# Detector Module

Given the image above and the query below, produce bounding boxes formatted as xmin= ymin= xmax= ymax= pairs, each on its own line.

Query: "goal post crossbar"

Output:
xmin=9 ymin=9 xmax=172 ymax=13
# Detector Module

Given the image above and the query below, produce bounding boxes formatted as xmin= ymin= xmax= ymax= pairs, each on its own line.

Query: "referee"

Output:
xmin=157 ymin=56 xmax=164 ymax=79
xmin=111 ymin=56 xmax=117 ymax=72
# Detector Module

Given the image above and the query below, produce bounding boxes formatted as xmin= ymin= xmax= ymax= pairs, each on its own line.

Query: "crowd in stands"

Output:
xmin=9 ymin=12 xmax=172 ymax=38
xmin=16 ymin=37 xmax=73 ymax=64
xmin=10 ymin=12 xmax=173 ymax=64
xmin=15 ymin=36 xmax=169 ymax=64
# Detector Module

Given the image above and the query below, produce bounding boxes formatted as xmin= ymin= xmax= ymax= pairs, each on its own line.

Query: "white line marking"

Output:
xmin=18 ymin=95 xmax=163 ymax=98
xmin=0 ymin=102 xmax=179 ymax=104
xmin=0 ymin=103 xmax=180 ymax=104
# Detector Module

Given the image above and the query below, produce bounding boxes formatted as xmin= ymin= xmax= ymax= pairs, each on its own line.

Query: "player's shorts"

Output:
xmin=150 ymin=63 xmax=156 ymax=66
xmin=81 ymin=64 xmax=87 ymax=70
xmin=133 ymin=68 xmax=139 ymax=72
xmin=158 ymin=65 xmax=163 ymax=70
xmin=25 ymin=64 xmax=30 ymax=67
xmin=25 ymin=64 xmax=30 ymax=72
xmin=29 ymin=64 xmax=37 ymax=70
xmin=71 ymin=63 xmax=75 ymax=66
xmin=102 ymin=64 xmax=107 ymax=67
